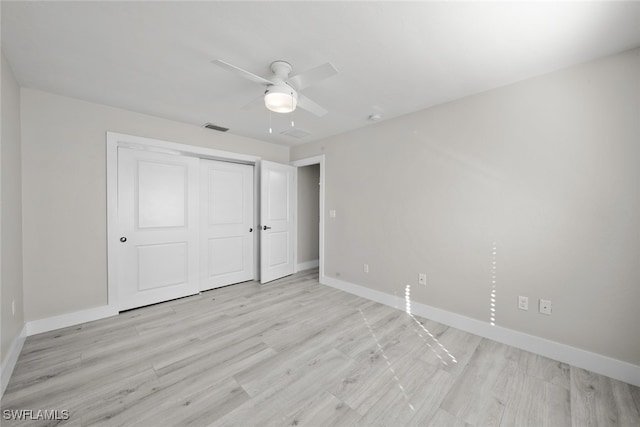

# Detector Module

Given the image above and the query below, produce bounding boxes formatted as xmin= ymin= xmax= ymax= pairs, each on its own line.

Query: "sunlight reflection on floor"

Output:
xmin=358 ymin=308 xmax=415 ymax=411
xmin=404 ymin=285 xmax=457 ymax=366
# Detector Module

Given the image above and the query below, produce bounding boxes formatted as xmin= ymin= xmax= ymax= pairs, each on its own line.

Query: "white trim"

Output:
xmin=290 ymin=155 xmax=325 ymax=282
xmin=1 ymin=324 xmax=26 ymax=397
xmin=106 ymin=132 xmax=261 ymax=309
xmin=25 ymin=305 xmax=117 ymax=337
xmin=322 ymin=276 xmax=640 ymax=387
xmin=106 ymin=132 xmax=259 ymax=164
xmin=293 ymin=166 xmax=298 ymax=276
xmin=106 ymin=133 xmax=119 ymax=309
xmin=296 ymin=259 xmax=319 ymax=272
xmin=253 ymin=161 xmax=261 ymax=281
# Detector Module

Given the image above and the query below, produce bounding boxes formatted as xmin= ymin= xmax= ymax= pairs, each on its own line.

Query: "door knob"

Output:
xmin=249 ymin=228 xmax=253 ymax=232
xmin=120 ymin=237 xmax=127 ymax=242
xmin=263 ymin=225 xmax=271 ymax=230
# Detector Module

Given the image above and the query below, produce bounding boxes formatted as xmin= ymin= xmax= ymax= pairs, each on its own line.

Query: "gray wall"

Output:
xmin=297 ymin=164 xmax=320 ymax=264
xmin=292 ymin=48 xmax=640 ymax=365
xmin=1 ymin=52 xmax=25 ymax=363
xmin=20 ymin=89 xmax=289 ymax=321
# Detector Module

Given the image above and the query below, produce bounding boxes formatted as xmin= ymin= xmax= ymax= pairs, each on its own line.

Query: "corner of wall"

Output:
xmin=1 ymin=50 xmax=26 ymax=398
xmin=0 ymin=325 xmax=26 ymax=397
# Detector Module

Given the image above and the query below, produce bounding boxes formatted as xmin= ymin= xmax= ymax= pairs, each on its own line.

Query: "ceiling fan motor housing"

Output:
xmin=270 ymin=61 xmax=293 ymax=80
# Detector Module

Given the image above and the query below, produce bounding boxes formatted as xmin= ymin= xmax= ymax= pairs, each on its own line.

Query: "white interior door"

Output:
xmin=200 ymin=159 xmax=254 ymax=290
xmin=117 ymin=148 xmax=200 ymax=311
xmin=260 ymin=160 xmax=296 ymax=283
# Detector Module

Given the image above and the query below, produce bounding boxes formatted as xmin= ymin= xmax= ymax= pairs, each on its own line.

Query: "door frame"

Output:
xmin=290 ymin=155 xmax=325 ymax=283
xmin=107 ymin=132 xmax=260 ymax=311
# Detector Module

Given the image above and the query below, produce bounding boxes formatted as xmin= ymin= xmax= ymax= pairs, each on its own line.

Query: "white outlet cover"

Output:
xmin=539 ymin=299 xmax=552 ymax=315
xmin=518 ymin=296 xmax=528 ymax=311
xmin=418 ymin=273 xmax=427 ymax=285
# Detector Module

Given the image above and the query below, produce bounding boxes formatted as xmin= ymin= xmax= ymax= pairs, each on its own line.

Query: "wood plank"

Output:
xmin=571 ymin=366 xmax=640 ymax=426
xmin=278 ymin=391 xmax=361 ymax=427
xmin=212 ymin=349 xmax=356 ymax=427
xmin=500 ymin=368 xmax=570 ymax=427
xmin=427 ymin=408 xmax=473 ymax=427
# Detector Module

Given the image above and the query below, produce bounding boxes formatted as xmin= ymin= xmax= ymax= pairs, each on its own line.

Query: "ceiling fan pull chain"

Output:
xmin=269 ymin=110 xmax=273 ymax=134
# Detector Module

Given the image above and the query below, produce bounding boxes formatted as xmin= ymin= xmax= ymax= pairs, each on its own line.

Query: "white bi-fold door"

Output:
xmin=200 ymin=159 xmax=254 ymax=291
xmin=117 ymin=148 xmax=200 ymax=311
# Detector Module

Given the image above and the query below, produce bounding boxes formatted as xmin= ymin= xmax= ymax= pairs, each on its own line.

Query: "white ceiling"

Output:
xmin=3 ymin=1 xmax=640 ymax=146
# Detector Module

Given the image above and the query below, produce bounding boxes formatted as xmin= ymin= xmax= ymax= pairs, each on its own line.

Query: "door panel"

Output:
xmin=268 ymin=232 xmax=289 ymax=266
xmin=261 ymin=160 xmax=296 ymax=283
xmin=209 ymin=169 xmax=244 ymax=224
xmin=137 ymin=243 xmax=187 ymax=290
xmin=137 ymin=162 xmax=187 ymax=228
xmin=117 ymin=148 xmax=200 ymax=310
xmin=267 ymin=171 xmax=288 ymax=220
xmin=208 ymin=237 xmax=244 ymax=275
xmin=200 ymin=159 xmax=254 ymax=290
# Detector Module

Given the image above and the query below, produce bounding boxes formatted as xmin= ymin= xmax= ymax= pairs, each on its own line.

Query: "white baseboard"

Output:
xmin=321 ymin=275 xmax=640 ymax=387
xmin=26 ymin=305 xmax=118 ymax=337
xmin=296 ymin=259 xmax=319 ymax=272
xmin=1 ymin=324 xmax=26 ymax=397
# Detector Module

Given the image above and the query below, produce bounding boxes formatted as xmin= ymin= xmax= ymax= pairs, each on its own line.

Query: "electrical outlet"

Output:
xmin=418 ymin=273 xmax=427 ymax=285
xmin=539 ymin=299 xmax=552 ymax=315
xmin=518 ymin=296 xmax=528 ymax=311
xmin=329 ymin=210 xmax=336 ymax=218
xmin=363 ymin=263 xmax=369 ymax=273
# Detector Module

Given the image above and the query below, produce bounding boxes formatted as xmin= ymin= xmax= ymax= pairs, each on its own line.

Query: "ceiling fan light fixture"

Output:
xmin=264 ymin=85 xmax=298 ymax=113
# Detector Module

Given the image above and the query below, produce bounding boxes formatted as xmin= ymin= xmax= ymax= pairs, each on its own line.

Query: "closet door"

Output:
xmin=200 ymin=159 xmax=254 ymax=290
xmin=117 ymin=148 xmax=200 ymax=311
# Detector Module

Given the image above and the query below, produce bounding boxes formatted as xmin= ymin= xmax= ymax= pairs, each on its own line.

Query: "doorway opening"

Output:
xmin=291 ymin=155 xmax=325 ymax=282
xmin=296 ymin=164 xmax=320 ymax=271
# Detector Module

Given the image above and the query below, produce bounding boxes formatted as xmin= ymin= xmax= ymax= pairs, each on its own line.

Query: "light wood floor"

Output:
xmin=2 ymin=269 xmax=639 ymax=426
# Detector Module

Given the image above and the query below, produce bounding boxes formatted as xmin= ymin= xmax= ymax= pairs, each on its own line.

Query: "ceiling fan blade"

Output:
xmin=212 ymin=59 xmax=274 ymax=86
xmin=297 ymin=93 xmax=328 ymax=117
xmin=240 ymin=94 xmax=265 ymax=110
xmin=287 ymin=62 xmax=338 ymax=90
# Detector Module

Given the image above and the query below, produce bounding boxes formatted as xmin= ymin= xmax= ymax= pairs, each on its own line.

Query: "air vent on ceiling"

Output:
xmin=202 ymin=122 xmax=229 ymax=132
xmin=280 ymin=128 xmax=312 ymax=139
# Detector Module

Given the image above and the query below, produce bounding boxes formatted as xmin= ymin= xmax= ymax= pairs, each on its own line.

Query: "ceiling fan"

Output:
xmin=212 ymin=59 xmax=338 ymax=117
